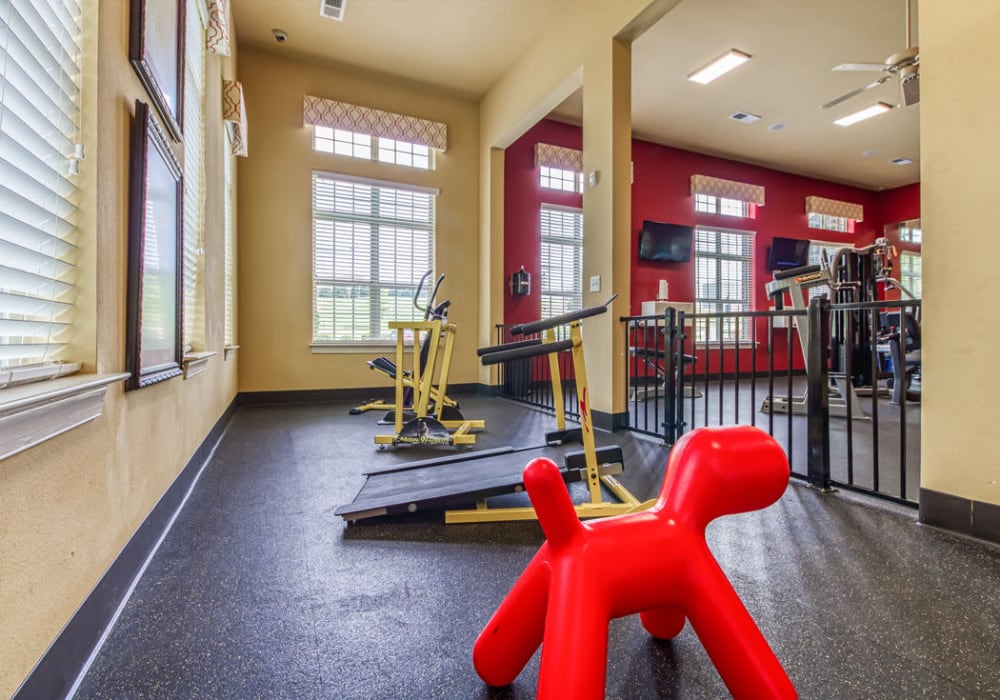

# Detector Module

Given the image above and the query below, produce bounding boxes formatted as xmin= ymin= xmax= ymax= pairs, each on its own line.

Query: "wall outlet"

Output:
xmin=589 ymin=275 xmax=601 ymax=292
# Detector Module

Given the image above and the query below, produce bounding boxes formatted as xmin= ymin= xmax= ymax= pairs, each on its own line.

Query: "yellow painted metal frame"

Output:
xmin=444 ymin=319 xmax=652 ymax=523
xmin=374 ymin=320 xmax=484 ymax=447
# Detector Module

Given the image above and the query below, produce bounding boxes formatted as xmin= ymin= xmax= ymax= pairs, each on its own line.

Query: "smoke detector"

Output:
xmin=729 ymin=111 xmax=761 ymax=124
xmin=320 ymin=0 xmax=346 ymax=21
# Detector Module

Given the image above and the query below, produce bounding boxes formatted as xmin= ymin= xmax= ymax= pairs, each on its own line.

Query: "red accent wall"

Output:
xmin=503 ymin=120 xmax=583 ymax=329
xmin=504 ymin=119 xmax=920 ymax=371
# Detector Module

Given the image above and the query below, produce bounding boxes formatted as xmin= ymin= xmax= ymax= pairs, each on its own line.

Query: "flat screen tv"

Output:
xmin=637 ymin=221 xmax=693 ymax=263
xmin=767 ymin=237 xmax=811 ymax=272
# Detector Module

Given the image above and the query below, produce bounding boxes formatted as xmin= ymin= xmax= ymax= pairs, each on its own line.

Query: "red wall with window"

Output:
xmin=504 ymin=119 xmax=920 ymax=371
xmin=503 ymin=120 xmax=583 ymax=331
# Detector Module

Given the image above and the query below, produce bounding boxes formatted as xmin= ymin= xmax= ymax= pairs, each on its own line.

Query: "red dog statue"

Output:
xmin=473 ymin=425 xmax=796 ymax=699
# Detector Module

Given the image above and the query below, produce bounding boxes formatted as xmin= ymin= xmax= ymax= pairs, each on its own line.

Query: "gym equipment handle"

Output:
xmin=480 ymin=339 xmax=574 ymax=365
xmin=477 ymin=338 xmax=542 ymax=357
xmin=510 ymin=295 xmax=618 ymax=336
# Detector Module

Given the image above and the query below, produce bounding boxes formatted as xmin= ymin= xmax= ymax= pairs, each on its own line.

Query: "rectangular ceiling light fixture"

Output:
xmin=688 ymin=49 xmax=752 ymax=84
xmin=833 ymin=102 xmax=893 ymax=126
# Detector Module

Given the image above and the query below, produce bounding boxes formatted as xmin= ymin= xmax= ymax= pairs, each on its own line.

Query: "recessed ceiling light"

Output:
xmin=833 ymin=102 xmax=893 ymax=127
xmin=768 ymin=123 xmax=786 ymax=131
xmin=862 ymin=149 xmax=879 ymax=157
xmin=688 ymin=49 xmax=751 ymax=85
xmin=890 ymin=157 xmax=913 ymax=165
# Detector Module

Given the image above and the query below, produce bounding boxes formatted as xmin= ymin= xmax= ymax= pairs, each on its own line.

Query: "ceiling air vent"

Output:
xmin=729 ymin=111 xmax=761 ymax=124
xmin=320 ymin=0 xmax=346 ymax=21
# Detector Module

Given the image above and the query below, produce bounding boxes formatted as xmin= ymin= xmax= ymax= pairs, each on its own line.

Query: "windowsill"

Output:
xmin=182 ymin=351 xmax=218 ymax=379
xmin=0 ymin=372 xmax=130 ymax=461
xmin=310 ymin=342 xmax=414 ymax=355
xmin=224 ymin=345 xmax=240 ymax=361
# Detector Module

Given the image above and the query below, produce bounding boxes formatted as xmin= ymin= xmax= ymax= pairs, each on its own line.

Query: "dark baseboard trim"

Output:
xmin=13 ymin=400 xmax=238 ymax=700
xmin=237 ymin=383 xmax=483 ymax=406
xmin=592 ymin=409 xmax=630 ymax=432
xmin=919 ymin=488 xmax=1000 ymax=546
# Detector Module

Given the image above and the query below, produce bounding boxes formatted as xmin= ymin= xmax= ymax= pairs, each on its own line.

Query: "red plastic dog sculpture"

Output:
xmin=473 ymin=425 xmax=796 ymax=699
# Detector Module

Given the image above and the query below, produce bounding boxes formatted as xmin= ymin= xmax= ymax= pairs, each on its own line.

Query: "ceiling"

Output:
xmin=230 ymin=0 xmax=920 ymax=191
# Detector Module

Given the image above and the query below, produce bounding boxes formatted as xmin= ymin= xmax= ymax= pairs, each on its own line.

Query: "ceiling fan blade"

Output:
xmin=821 ymin=76 xmax=893 ymax=109
xmin=833 ymin=62 xmax=889 ymax=72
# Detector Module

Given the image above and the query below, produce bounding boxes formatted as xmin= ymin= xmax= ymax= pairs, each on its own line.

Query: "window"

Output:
xmin=694 ymin=227 xmax=754 ymax=342
xmin=539 ymin=205 xmax=583 ymax=324
xmin=694 ymin=194 xmax=755 ymax=219
xmin=0 ymin=0 xmax=85 ymax=379
xmin=223 ymin=147 xmax=236 ymax=348
xmin=182 ymin=0 xmax=207 ymax=352
xmin=540 ymin=165 xmax=583 ymax=194
xmin=807 ymin=241 xmax=842 ymax=301
xmin=311 ymin=172 xmax=436 ymax=344
xmin=808 ymin=212 xmax=854 ymax=233
xmin=314 ymin=126 xmax=432 ymax=170
xmin=899 ymin=223 xmax=922 ymax=244
xmin=899 ymin=252 xmax=922 ymax=299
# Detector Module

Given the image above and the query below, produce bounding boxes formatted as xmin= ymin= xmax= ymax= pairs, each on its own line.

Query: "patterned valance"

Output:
xmin=535 ymin=143 xmax=583 ymax=172
xmin=222 ymin=80 xmax=247 ymax=157
xmin=805 ymin=196 xmax=863 ymax=222
xmin=690 ymin=174 xmax=765 ymax=206
xmin=206 ymin=0 xmax=231 ymax=56
xmin=302 ymin=95 xmax=448 ymax=152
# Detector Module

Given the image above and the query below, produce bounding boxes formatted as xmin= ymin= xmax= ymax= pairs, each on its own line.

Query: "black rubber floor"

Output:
xmin=75 ymin=396 xmax=1000 ymax=699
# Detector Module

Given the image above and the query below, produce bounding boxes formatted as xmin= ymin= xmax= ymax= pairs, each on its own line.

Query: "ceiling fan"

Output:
xmin=822 ymin=0 xmax=920 ymax=109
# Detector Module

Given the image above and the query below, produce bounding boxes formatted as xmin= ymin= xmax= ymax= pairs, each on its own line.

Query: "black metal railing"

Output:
xmin=493 ymin=324 xmax=580 ymax=421
xmin=622 ymin=298 xmax=921 ymax=506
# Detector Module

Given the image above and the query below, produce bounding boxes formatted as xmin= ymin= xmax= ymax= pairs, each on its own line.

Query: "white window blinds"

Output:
xmin=0 ymin=0 xmax=84 ymax=372
xmin=539 ymin=205 xmax=583 ymax=320
xmin=182 ymin=0 xmax=206 ymax=351
xmin=223 ymin=148 xmax=236 ymax=347
xmin=312 ymin=172 xmax=436 ymax=344
xmin=694 ymin=227 xmax=754 ymax=342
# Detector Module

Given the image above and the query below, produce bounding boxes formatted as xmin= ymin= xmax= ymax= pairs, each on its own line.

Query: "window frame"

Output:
xmin=539 ymin=165 xmax=584 ymax=194
xmin=807 ymin=212 xmax=854 ymax=233
xmin=310 ymin=171 xmax=439 ymax=348
xmin=694 ymin=193 xmax=756 ymax=219
xmin=313 ymin=126 xmax=434 ymax=170
xmin=693 ymin=226 xmax=755 ymax=343
xmin=539 ymin=203 xmax=584 ymax=327
xmin=899 ymin=251 xmax=922 ymax=299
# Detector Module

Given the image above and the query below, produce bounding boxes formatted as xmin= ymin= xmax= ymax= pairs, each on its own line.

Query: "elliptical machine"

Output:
xmin=349 ymin=271 xmax=462 ymax=424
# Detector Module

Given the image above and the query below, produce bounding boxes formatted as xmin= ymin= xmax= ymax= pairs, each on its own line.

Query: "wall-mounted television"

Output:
xmin=766 ymin=237 xmax=811 ymax=272
xmin=637 ymin=221 xmax=693 ymax=263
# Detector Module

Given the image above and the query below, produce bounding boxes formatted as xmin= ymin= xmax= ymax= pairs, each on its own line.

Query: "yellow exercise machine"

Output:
xmin=351 ymin=272 xmax=461 ymax=422
xmin=336 ymin=297 xmax=651 ymax=523
xmin=446 ymin=295 xmax=650 ymax=523
xmin=374 ymin=312 xmax=485 ymax=449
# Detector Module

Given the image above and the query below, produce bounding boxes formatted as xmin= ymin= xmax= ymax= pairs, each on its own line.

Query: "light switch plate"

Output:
xmin=589 ymin=275 xmax=601 ymax=292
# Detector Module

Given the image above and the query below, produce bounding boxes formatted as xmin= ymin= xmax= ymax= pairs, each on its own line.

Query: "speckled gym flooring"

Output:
xmin=74 ymin=396 xmax=1000 ymax=699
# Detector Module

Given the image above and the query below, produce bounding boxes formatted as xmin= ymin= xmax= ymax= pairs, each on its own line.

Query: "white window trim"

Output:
xmin=0 ymin=373 xmax=130 ymax=461
xmin=693 ymin=225 xmax=756 ymax=343
xmin=310 ymin=170 xmax=438 ymax=347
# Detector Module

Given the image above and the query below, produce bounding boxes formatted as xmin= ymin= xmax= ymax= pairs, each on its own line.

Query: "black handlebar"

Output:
xmin=414 ymin=271 xmax=447 ymax=320
xmin=477 ymin=338 xmax=542 ymax=357
xmin=510 ymin=295 xmax=618 ymax=336
xmin=480 ymin=339 xmax=574 ymax=365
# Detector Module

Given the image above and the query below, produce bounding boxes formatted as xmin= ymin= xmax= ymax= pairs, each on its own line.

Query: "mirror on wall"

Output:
xmin=885 ymin=218 xmax=921 ymax=245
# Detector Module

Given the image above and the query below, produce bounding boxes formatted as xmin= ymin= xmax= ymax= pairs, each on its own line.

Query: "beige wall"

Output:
xmin=919 ymin=0 xmax=1000 ymax=506
xmin=0 ymin=0 xmax=239 ymax=695
xmin=236 ymin=49 xmax=480 ymax=392
xmin=477 ymin=0 xmax=682 ymax=410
